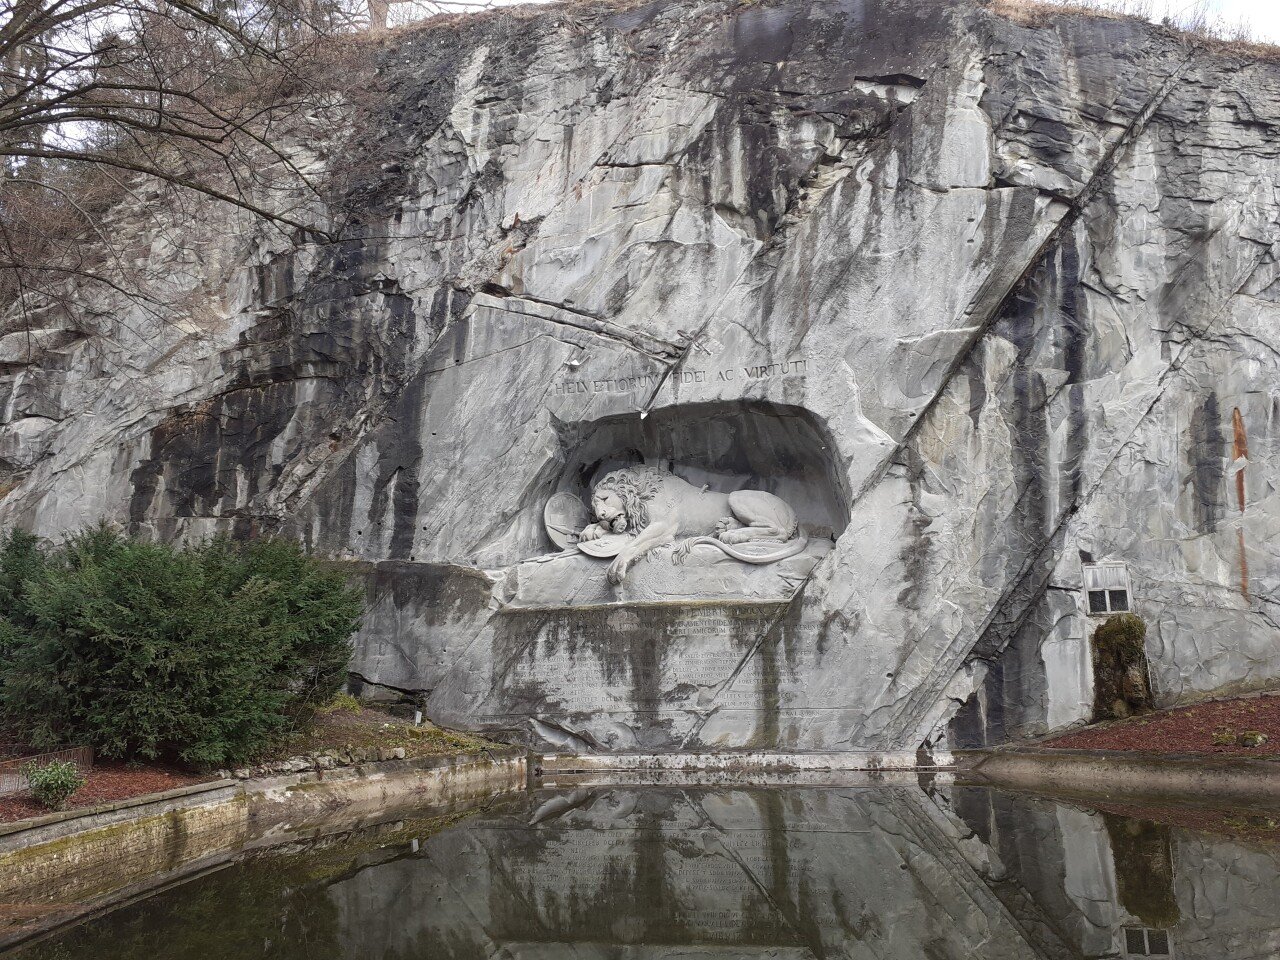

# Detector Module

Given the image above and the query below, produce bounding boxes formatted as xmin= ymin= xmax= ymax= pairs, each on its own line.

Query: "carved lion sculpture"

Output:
xmin=577 ymin=465 xmax=808 ymax=584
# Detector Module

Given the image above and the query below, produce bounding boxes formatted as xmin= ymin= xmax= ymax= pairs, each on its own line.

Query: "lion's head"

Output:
xmin=590 ymin=466 xmax=662 ymax=533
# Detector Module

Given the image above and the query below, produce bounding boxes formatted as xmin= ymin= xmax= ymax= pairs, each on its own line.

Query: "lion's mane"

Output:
xmin=592 ymin=466 xmax=664 ymax=531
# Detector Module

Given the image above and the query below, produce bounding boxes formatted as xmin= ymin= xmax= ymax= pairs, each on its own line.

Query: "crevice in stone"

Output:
xmin=348 ymin=671 xmax=429 ymax=700
xmin=476 ymin=284 xmax=685 ymax=360
xmin=853 ymin=72 xmax=928 ymax=89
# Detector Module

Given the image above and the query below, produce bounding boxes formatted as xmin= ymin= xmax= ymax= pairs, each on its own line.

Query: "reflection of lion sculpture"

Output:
xmin=578 ymin=466 xmax=808 ymax=584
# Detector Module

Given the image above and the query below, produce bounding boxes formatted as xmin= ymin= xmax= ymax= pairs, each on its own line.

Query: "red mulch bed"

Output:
xmin=0 ymin=762 xmax=209 ymax=825
xmin=1046 ymin=691 xmax=1280 ymax=757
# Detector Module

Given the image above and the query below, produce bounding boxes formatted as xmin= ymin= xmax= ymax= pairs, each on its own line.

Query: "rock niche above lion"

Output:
xmin=503 ymin=463 xmax=834 ymax=609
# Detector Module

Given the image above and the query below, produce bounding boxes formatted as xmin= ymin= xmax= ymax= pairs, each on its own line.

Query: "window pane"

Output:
xmin=1146 ymin=930 xmax=1169 ymax=955
xmin=1125 ymin=928 xmax=1148 ymax=954
xmin=1088 ymin=590 xmax=1109 ymax=614
xmin=1109 ymin=590 xmax=1130 ymax=612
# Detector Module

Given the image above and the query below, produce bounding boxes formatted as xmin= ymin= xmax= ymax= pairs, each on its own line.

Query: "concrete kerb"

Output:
xmin=538 ymin=750 xmax=959 ymax=774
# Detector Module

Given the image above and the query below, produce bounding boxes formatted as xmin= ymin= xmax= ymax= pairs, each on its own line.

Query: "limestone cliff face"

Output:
xmin=3 ymin=0 xmax=1279 ymax=753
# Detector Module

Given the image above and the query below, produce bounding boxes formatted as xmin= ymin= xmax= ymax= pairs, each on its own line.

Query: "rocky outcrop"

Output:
xmin=3 ymin=0 xmax=1279 ymax=753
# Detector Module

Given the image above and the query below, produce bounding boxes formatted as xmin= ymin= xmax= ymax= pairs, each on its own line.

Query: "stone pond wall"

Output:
xmin=0 ymin=752 xmax=525 ymax=949
xmin=2 ymin=0 xmax=1279 ymax=754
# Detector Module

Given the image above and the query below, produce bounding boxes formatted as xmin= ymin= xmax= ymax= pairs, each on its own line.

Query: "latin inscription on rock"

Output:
xmin=552 ymin=358 xmax=808 ymax=396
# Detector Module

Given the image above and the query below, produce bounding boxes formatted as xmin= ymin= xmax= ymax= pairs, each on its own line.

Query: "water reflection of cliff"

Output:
xmin=327 ymin=785 xmax=1280 ymax=960
xmin=14 ymin=785 xmax=1280 ymax=959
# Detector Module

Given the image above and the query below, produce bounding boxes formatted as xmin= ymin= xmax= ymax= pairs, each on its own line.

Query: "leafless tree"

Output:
xmin=0 ymin=0 xmax=544 ymax=322
xmin=367 ymin=0 xmax=523 ymax=32
xmin=0 ymin=0 xmax=374 ymax=316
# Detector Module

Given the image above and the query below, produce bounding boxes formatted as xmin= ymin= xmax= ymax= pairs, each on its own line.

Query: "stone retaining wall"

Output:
xmin=0 ymin=749 xmax=526 ymax=950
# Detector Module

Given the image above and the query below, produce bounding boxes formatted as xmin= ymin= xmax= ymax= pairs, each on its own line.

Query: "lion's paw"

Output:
xmin=606 ymin=557 xmax=628 ymax=584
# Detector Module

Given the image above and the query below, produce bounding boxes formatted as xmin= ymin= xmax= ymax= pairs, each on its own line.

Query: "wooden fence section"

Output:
xmin=0 ymin=746 xmax=93 ymax=797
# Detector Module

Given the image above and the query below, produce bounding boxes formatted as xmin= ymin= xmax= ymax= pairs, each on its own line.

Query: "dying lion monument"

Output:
xmin=575 ymin=466 xmax=808 ymax=585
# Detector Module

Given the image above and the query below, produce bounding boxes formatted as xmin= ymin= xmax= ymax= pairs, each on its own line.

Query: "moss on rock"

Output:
xmin=1092 ymin=613 xmax=1153 ymax=721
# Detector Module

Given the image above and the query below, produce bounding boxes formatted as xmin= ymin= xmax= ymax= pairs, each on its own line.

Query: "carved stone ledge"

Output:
xmin=502 ymin=538 xmax=832 ymax=609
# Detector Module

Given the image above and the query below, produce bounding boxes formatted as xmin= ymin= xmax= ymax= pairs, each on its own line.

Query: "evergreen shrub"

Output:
xmin=0 ymin=527 xmax=362 ymax=768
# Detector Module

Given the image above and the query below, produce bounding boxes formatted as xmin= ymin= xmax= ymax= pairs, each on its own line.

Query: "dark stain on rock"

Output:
xmin=1188 ymin=391 xmax=1224 ymax=534
xmin=963 ymin=351 xmax=987 ymax=432
xmin=1058 ymin=239 xmax=1087 ymax=508
xmin=371 ymin=373 xmax=425 ymax=559
xmin=129 ymin=382 xmax=299 ymax=528
xmin=757 ymin=630 xmax=781 ymax=748
xmin=1233 ymin=406 xmax=1249 ymax=598
xmin=346 ymin=561 xmax=497 ymax=707
xmin=129 ymin=230 xmax=426 ymax=539
xmin=1005 ymin=299 xmax=1051 ymax=587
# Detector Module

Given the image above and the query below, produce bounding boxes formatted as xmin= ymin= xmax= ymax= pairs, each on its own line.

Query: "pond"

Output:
xmin=7 ymin=779 xmax=1279 ymax=958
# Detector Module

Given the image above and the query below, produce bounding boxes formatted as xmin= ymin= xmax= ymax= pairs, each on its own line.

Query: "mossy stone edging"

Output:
xmin=0 ymin=748 xmax=526 ymax=951
xmin=0 ymin=779 xmax=236 ymax=841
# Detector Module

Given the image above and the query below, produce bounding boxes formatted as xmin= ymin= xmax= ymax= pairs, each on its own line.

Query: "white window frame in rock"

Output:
xmin=1083 ymin=561 xmax=1132 ymax=617
xmin=1122 ymin=926 xmax=1173 ymax=957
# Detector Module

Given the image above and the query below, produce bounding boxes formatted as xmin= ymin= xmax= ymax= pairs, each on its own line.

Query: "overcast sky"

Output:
xmin=1149 ymin=0 xmax=1280 ymax=41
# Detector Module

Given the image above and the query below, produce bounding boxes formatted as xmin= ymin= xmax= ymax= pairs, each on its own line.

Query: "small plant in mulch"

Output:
xmin=1212 ymin=726 xmax=1271 ymax=748
xmin=24 ymin=759 xmax=85 ymax=811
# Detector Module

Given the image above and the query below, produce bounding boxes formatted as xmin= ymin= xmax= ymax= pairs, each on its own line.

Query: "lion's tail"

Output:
xmin=677 ymin=535 xmax=809 ymax=564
